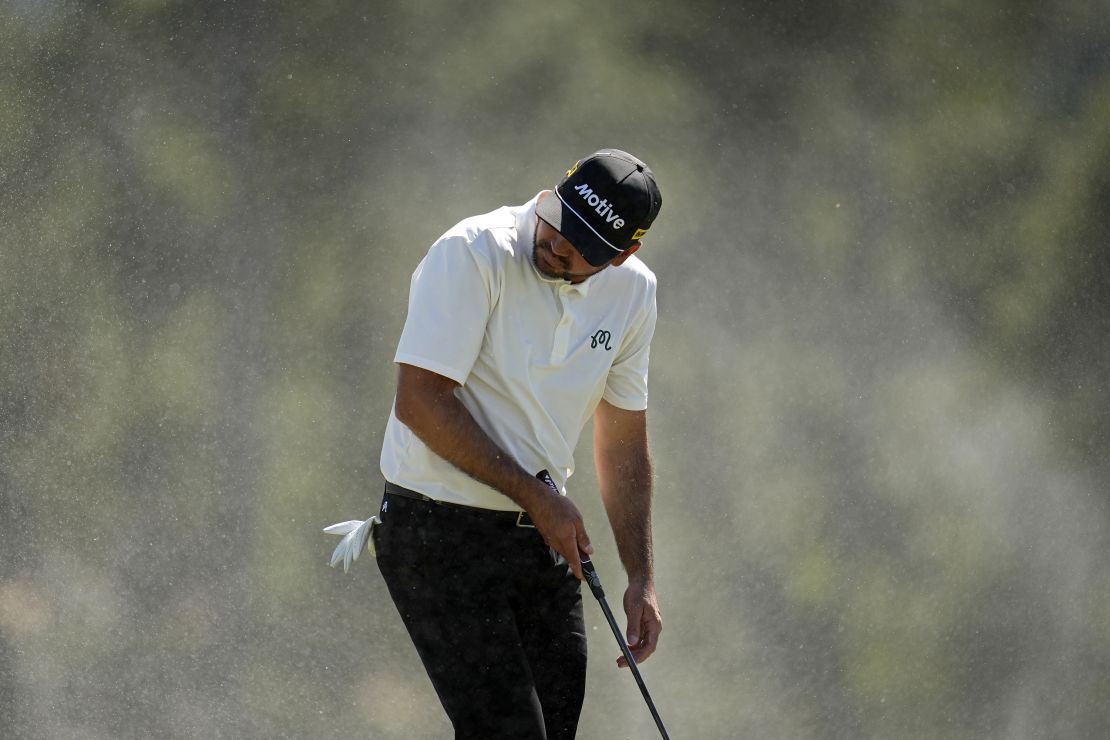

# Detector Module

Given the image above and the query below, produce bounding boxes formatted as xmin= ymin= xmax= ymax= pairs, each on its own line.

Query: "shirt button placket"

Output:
xmin=552 ymin=287 xmax=573 ymax=362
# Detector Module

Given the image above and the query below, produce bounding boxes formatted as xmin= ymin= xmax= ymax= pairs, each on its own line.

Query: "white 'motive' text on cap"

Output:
xmin=572 ymin=182 xmax=626 ymax=230
xmin=556 ymin=186 xmax=624 ymax=253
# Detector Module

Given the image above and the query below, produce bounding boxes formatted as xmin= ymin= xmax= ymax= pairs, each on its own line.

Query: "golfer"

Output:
xmin=374 ymin=149 xmax=663 ymax=739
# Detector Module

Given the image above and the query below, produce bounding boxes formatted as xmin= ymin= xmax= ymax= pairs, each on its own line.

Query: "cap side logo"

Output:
xmin=632 ymin=227 xmax=649 ymax=240
xmin=565 ymin=160 xmax=581 ymax=178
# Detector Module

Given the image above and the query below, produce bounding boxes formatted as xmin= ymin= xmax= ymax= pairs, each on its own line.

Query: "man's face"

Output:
xmin=532 ymin=217 xmax=609 ymax=284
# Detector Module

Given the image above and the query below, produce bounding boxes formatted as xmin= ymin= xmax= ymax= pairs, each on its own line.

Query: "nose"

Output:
xmin=550 ymin=236 xmax=576 ymax=258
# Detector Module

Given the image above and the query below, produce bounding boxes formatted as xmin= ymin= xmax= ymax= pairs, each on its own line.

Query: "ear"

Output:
xmin=610 ymin=241 xmax=641 ymax=266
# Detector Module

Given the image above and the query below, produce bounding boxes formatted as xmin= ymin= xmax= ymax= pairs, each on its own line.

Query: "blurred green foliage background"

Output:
xmin=3 ymin=1 xmax=1110 ymax=738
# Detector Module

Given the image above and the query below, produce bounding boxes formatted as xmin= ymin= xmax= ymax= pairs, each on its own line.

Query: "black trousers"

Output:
xmin=373 ymin=489 xmax=587 ymax=740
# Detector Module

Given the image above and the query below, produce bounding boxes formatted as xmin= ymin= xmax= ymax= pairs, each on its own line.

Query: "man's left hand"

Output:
xmin=618 ymin=579 xmax=662 ymax=668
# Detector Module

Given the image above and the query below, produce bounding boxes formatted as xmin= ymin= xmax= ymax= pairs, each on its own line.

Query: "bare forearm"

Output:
xmin=593 ymin=401 xmax=661 ymax=664
xmin=397 ymin=384 xmax=540 ymax=509
xmin=394 ymin=363 xmax=595 ymax=579
xmin=596 ymin=442 xmax=655 ymax=584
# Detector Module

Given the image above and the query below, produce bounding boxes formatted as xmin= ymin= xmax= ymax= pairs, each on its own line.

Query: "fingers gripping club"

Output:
xmin=533 ymin=471 xmax=670 ymax=739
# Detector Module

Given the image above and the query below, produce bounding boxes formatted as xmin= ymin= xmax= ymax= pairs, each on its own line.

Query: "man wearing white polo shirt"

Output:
xmin=370 ymin=150 xmax=662 ymax=739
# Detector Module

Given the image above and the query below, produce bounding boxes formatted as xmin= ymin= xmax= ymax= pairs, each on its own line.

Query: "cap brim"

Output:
xmin=536 ymin=190 xmax=623 ymax=267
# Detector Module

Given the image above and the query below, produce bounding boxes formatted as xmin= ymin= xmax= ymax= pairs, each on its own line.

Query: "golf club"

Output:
xmin=580 ymin=553 xmax=671 ymax=740
xmin=533 ymin=470 xmax=671 ymax=738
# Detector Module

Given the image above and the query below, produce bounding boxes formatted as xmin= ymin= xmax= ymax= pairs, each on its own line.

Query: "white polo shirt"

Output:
xmin=379 ymin=192 xmax=658 ymax=511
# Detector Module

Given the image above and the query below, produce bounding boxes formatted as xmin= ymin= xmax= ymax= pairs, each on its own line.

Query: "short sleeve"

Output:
xmin=602 ymin=294 xmax=657 ymax=411
xmin=393 ymin=234 xmax=495 ymax=385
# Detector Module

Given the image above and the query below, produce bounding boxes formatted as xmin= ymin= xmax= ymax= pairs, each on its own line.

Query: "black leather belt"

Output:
xmin=384 ymin=481 xmax=535 ymax=528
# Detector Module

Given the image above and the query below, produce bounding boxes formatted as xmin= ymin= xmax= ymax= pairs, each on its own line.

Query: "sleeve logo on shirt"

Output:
xmin=590 ymin=329 xmax=613 ymax=351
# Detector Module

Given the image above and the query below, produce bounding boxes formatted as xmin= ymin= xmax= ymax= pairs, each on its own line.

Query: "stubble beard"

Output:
xmin=533 ymin=235 xmax=572 ymax=281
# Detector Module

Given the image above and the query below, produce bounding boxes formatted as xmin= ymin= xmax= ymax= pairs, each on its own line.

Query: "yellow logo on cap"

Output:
xmin=565 ymin=160 xmax=581 ymax=178
xmin=632 ymin=228 xmax=650 ymax=240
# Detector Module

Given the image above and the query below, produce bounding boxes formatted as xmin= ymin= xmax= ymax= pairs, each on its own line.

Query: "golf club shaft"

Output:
xmin=580 ymin=556 xmax=671 ymax=740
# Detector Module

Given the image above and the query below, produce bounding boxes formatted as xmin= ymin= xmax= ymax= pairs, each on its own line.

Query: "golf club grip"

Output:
xmin=579 ymin=556 xmax=605 ymax=599
xmin=537 ymin=475 xmax=670 ymax=735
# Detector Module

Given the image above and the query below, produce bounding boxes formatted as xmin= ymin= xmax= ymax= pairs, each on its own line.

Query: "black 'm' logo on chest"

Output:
xmin=590 ymin=329 xmax=613 ymax=351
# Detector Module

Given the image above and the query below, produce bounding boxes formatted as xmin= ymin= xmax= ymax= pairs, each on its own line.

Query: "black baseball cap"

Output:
xmin=536 ymin=149 xmax=663 ymax=266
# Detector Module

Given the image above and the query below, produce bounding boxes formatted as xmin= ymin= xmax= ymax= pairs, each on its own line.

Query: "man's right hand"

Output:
xmin=524 ymin=482 xmax=593 ymax=580
xmin=394 ymin=365 xmax=594 ymax=576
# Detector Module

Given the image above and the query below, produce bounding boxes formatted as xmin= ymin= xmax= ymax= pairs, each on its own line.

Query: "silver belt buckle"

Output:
xmin=516 ymin=511 xmax=535 ymax=528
